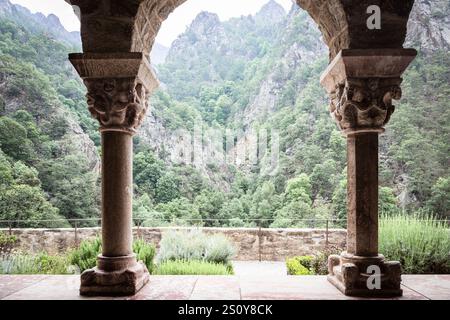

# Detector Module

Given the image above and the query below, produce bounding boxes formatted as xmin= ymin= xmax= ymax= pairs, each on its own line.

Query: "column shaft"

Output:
xmin=346 ymin=132 xmax=379 ymax=257
xmin=101 ymin=131 xmax=133 ymax=257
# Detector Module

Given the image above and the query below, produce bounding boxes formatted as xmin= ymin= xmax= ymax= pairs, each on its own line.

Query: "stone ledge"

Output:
xmin=1 ymin=227 xmax=347 ymax=261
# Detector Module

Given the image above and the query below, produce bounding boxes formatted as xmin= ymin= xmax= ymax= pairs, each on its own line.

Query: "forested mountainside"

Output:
xmin=0 ymin=0 xmax=448 ymax=228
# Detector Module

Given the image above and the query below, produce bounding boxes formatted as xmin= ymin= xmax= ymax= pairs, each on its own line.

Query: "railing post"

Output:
xmin=74 ymin=221 xmax=79 ymax=248
xmin=258 ymin=221 xmax=262 ymax=262
xmin=8 ymin=221 xmax=12 ymax=236
xmin=137 ymin=220 xmax=141 ymax=239
xmin=325 ymin=219 xmax=329 ymax=249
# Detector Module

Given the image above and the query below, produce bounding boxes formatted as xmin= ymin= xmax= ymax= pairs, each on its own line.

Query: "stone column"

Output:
xmin=69 ymin=53 xmax=158 ymax=296
xmin=320 ymin=49 xmax=416 ymax=297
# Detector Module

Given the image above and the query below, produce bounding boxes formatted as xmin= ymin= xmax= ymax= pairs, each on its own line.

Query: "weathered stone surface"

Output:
xmin=328 ymin=252 xmax=403 ymax=297
xmin=69 ymin=53 xmax=158 ymax=134
xmin=2 ymin=227 xmax=346 ymax=261
xmin=80 ymin=256 xmax=149 ymax=297
xmin=319 ymin=49 xmax=416 ymax=297
xmin=320 ymin=49 xmax=417 ymax=134
xmin=65 ymin=0 xmax=415 ymax=60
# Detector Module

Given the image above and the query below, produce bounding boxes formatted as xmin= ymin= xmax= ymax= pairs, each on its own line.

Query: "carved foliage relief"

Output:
xmin=84 ymin=78 xmax=148 ymax=134
xmin=329 ymin=77 xmax=403 ymax=132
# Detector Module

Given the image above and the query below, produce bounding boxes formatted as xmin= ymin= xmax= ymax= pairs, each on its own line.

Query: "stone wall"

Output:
xmin=1 ymin=227 xmax=347 ymax=261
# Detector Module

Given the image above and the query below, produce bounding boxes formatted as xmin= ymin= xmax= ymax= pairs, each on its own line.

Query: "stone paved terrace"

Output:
xmin=1 ymin=274 xmax=449 ymax=300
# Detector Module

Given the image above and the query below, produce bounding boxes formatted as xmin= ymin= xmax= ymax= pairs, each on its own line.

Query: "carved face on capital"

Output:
xmin=329 ymin=77 xmax=403 ymax=132
xmin=84 ymin=78 xmax=149 ymax=133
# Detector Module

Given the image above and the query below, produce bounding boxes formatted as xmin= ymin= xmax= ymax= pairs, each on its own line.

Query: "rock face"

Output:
xmin=0 ymin=0 xmax=81 ymax=47
xmin=406 ymin=0 xmax=450 ymax=52
xmin=142 ymin=5 xmax=324 ymax=183
xmin=3 ymin=227 xmax=347 ymax=261
xmin=140 ymin=0 xmax=449 ymax=191
xmin=255 ymin=0 xmax=286 ymax=24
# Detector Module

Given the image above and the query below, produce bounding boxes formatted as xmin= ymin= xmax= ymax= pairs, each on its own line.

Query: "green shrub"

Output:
xmin=154 ymin=260 xmax=233 ymax=275
xmin=69 ymin=238 xmax=156 ymax=273
xmin=68 ymin=237 xmax=101 ymax=272
xmin=0 ymin=252 xmax=70 ymax=274
xmin=286 ymin=257 xmax=312 ymax=275
xmin=156 ymin=229 xmax=236 ymax=265
xmin=309 ymin=250 xmax=335 ymax=276
xmin=34 ymin=253 xmax=70 ymax=274
xmin=295 ymin=255 xmax=313 ymax=269
xmin=133 ymin=239 xmax=156 ymax=274
xmin=286 ymin=247 xmax=341 ymax=276
xmin=0 ymin=232 xmax=17 ymax=254
xmin=380 ymin=212 xmax=450 ymax=274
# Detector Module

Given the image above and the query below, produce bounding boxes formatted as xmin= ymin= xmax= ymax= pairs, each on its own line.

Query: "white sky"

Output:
xmin=9 ymin=0 xmax=294 ymax=47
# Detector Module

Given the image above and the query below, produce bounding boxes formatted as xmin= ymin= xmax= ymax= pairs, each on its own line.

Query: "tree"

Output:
xmin=0 ymin=149 xmax=13 ymax=186
xmin=134 ymin=150 xmax=165 ymax=198
xmin=218 ymin=198 xmax=247 ymax=226
xmin=427 ymin=177 xmax=450 ymax=219
xmin=332 ymin=178 xmax=347 ymax=226
xmin=0 ymin=185 xmax=67 ymax=228
xmin=133 ymin=193 xmax=157 ymax=226
xmin=285 ymin=174 xmax=312 ymax=204
xmin=0 ymin=116 xmax=34 ymax=162
xmin=155 ymin=172 xmax=181 ymax=204
xmin=310 ymin=159 xmax=338 ymax=200
xmin=38 ymin=153 xmax=99 ymax=225
xmin=379 ymin=186 xmax=398 ymax=215
xmin=271 ymin=200 xmax=314 ymax=228
xmin=194 ymin=189 xmax=225 ymax=226
xmin=155 ymin=197 xmax=201 ymax=225
xmin=250 ymin=181 xmax=281 ymax=227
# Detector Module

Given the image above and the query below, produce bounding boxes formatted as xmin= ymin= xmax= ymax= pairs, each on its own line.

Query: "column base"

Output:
xmin=80 ymin=254 xmax=150 ymax=297
xmin=327 ymin=252 xmax=403 ymax=297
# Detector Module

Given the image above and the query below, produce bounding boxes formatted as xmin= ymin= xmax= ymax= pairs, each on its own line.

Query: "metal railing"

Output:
xmin=1 ymin=217 xmax=448 ymax=262
xmin=0 ymin=218 xmax=349 ymax=251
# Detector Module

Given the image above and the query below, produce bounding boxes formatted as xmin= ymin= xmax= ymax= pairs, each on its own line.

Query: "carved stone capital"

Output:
xmin=329 ymin=77 xmax=402 ymax=134
xmin=69 ymin=53 xmax=158 ymax=134
xmin=84 ymin=77 xmax=148 ymax=134
xmin=320 ymin=49 xmax=416 ymax=135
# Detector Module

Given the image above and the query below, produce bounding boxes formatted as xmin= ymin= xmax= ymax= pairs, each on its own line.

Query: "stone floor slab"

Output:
xmin=0 ymin=275 xmax=49 ymax=299
xmin=127 ymin=276 xmax=198 ymax=300
xmin=239 ymin=275 xmax=354 ymax=300
xmin=190 ymin=276 xmax=241 ymax=300
xmin=232 ymin=261 xmax=287 ymax=277
xmin=402 ymin=275 xmax=450 ymax=300
xmin=0 ymin=275 xmax=448 ymax=300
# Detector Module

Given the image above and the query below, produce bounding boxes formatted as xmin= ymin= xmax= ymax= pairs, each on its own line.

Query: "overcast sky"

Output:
xmin=10 ymin=0 xmax=294 ymax=47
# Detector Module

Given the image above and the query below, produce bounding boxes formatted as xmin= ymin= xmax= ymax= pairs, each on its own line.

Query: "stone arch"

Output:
xmin=67 ymin=0 xmax=418 ymax=297
xmin=66 ymin=0 xmax=415 ymax=60
xmin=297 ymin=0 xmax=415 ymax=59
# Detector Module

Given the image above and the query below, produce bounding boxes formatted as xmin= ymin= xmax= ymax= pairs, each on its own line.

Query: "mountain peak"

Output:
xmin=0 ymin=0 xmax=13 ymax=14
xmin=192 ymin=11 xmax=220 ymax=26
xmin=256 ymin=0 xmax=286 ymax=23
xmin=189 ymin=11 xmax=221 ymax=35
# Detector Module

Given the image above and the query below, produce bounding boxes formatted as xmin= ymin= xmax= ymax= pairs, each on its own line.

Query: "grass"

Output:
xmin=154 ymin=260 xmax=234 ymax=275
xmin=380 ymin=212 xmax=450 ymax=274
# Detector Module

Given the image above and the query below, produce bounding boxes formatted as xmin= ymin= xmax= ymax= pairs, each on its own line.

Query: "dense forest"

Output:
xmin=0 ymin=0 xmax=449 ymax=228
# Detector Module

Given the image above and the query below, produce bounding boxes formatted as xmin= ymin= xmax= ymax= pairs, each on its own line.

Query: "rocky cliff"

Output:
xmin=139 ymin=0 xmax=449 ymax=200
xmin=0 ymin=0 xmax=80 ymax=47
